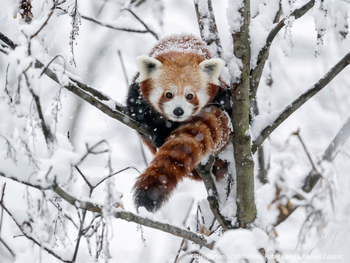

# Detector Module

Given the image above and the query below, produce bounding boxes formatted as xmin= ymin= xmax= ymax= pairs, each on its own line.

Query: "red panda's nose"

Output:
xmin=173 ymin=107 xmax=184 ymax=117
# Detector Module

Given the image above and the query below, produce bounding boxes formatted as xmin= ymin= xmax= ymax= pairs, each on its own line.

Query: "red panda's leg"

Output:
xmin=133 ymin=107 xmax=231 ymax=212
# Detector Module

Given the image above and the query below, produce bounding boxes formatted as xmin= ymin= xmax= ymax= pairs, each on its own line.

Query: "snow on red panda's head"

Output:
xmin=136 ymin=35 xmax=225 ymax=122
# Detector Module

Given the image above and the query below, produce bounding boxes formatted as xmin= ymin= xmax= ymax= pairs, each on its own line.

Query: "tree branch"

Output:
xmin=323 ymin=114 xmax=350 ymax=162
xmin=274 ymin=115 xmax=350 ymax=226
xmin=0 ymin=195 xmax=72 ymax=263
xmin=52 ymin=183 xmax=215 ymax=249
xmin=193 ymin=0 xmax=223 ymax=58
xmin=24 ymin=72 xmax=55 ymax=145
xmin=252 ymin=51 xmax=350 ymax=153
xmin=121 ymin=8 xmax=159 ymax=40
xmin=196 ymin=156 xmax=235 ymax=231
xmin=250 ymin=0 xmax=315 ymax=107
xmin=56 ymin=7 xmax=159 ymax=40
xmin=0 ymin=172 xmax=215 ymax=250
xmin=0 ymin=31 xmax=152 ymax=141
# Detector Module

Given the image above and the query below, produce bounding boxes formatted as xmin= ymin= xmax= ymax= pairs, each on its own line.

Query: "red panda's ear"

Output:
xmin=136 ymin=56 xmax=162 ymax=82
xmin=199 ymin=58 xmax=225 ymax=85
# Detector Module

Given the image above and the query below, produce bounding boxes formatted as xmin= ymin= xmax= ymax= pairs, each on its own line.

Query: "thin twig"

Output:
xmin=0 ymin=238 xmax=15 ymax=258
xmin=76 ymin=165 xmax=140 ymax=191
xmin=250 ymin=0 xmax=315 ymax=106
xmin=55 ymin=7 xmax=159 ymax=40
xmin=121 ymin=8 xmax=159 ymax=40
xmin=292 ymin=129 xmax=318 ymax=172
xmin=39 ymin=54 xmax=66 ymax=77
xmin=75 ymin=140 xmax=110 ymax=166
xmin=138 ymin=136 xmax=149 ymax=167
xmin=117 ymin=50 xmax=129 ymax=87
xmin=0 ymin=183 xmax=6 ymax=236
xmin=0 ymin=31 xmax=152 ymax=141
xmin=30 ymin=8 xmax=55 ymax=39
xmin=93 ymin=167 xmax=140 ymax=189
xmin=0 ymin=201 xmax=73 ymax=263
xmin=173 ymin=237 xmax=186 ymax=263
xmin=24 ymin=72 xmax=55 ymax=145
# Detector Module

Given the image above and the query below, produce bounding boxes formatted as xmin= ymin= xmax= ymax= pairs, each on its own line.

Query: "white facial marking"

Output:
xmin=196 ymin=88 xmax=210 ymax=114
xmin=149 ymin=84 xmax=164 ymax=113
xmin=162 ymin=87 xmax=195 ymax=122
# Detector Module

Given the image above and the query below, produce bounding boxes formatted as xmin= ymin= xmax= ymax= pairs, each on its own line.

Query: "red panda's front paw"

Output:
xmin=133 ymin=174 xmax=177 ymax=213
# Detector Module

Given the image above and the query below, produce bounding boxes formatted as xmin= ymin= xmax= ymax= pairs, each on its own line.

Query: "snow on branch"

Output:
xmin=0 ymin=189 xmax=72 ymax=262
xmin=323 ymin=114 xmax=350 ymax=162
xmin=0 ymin=171 xmax=215 ymax=250
xmin=228 ymin=0 xmax=257 ymax=228
xmin=69 ymin=0 xmax=81 ymax=67
xmin=54 ymin=184 xmax=215 ymax=250
xmin=0 ymin=31 xmax=152 ymax=141
xmin=252 ymin=51 xmax=350 ymax=154
xmin=302 ymin=114 xmax=350 ymax=193
xmin=57 ymin=6 xmax=159 ymax=40
xmin=196 ymin=155 xmax=235 ymax=231
xmin=251 ymin=0 xmax=316 ymax=101
xmin=193 ymin=0 xmax=223 ymax=58
xmin=272 ymin=114 xmax=350 ymax=227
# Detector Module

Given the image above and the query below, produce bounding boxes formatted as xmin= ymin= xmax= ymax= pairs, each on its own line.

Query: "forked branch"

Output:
xmin=193 ymin=0 xmax=223 ymax=58
xmin=251 ymin=0 xmax=316 ymax=103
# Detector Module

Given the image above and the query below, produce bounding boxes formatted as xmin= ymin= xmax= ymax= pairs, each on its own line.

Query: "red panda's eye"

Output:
xmin=166 ymin=92 xmax=173 ymax=99
xmin=186 ymin=94 xmax=193 ymax=100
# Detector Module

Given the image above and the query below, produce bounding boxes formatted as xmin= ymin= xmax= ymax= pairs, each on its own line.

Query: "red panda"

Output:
xmin=126 ymin=34 xmax=232 ymax=212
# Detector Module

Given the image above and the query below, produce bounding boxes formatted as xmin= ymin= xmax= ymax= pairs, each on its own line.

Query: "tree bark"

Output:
xmin=230 ymin=0 xmax=257 ymax=228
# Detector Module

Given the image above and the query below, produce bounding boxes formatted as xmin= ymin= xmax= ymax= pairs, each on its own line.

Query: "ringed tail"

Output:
xmin=133 ymin=106 xmax=231 ymax=212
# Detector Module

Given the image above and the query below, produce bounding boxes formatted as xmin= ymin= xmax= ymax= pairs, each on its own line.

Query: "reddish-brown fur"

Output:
xmin=132 ymin=34 xmax=231 ymax=212
xmin=133 ymin=106 xmax=231 ymax=212
xmin=140 ymin=51 xmax=208 ymax=108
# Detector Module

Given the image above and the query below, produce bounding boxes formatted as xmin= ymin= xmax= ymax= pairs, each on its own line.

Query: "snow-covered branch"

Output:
xmin=0 ymin=194 xmax=72 ymax=263
xmin=0 ymin=31 xmax=152 ymax=141
xmin=252 ymin=51 xmax=350 ymax=153
xmin=274 ymin=115 xmax=350 ymax=226
xmin=250 ymin=0 xmax=316 ymax=103
xmin=196 ymin=156 xmax=235 ymax=231
xmin=193 ymin=0 xmax=223 ymax=58
xmin=57 ymin=7 xmax=159 ymax=40
xmin=0 ymin=172 xmax=215 ymax=250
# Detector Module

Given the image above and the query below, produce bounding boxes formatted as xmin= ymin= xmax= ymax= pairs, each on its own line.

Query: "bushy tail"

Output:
xmin=133 ymin=106 xmax=232 ymax=212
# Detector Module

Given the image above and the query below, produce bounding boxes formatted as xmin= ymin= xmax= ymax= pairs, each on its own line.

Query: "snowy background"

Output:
xmin=0 ymin=0 xmax=350 ymax=262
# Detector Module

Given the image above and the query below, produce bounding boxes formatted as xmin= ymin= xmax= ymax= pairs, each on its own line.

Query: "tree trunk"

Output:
xmin=231 ymin=0 xmax=257 ymax=228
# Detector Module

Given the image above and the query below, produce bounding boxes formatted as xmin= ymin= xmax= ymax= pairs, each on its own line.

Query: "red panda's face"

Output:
xmin=137 ymin=52 xmax=224 ymax=122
